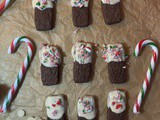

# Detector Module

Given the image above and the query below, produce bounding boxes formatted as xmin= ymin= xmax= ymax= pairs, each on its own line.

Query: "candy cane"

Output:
xmin=133 ymin=39 xmax=159 ymax=114
xmin=0 ymin=0 xmax=11 ymax=14
xmin=0 ymin=36 xmax=34 ymax=113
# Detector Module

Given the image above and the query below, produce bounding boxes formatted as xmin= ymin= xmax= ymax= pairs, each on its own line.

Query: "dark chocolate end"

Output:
xmin=72 ymin=7 xmax=89 ymax=27
xmin=78 ymin=116 xmax=96 ymax=120
xmin=73 ymin=62 xmax=92 ymax=83
xmin=108 ymin=61 xmax=126 ymax=84
xmin=101 ymin=2 xmax=122 ymax=25
xmin=107 ymin=108 xmax=127 ymax=120
xmin=35 ymin=8 xmax=54 ymax=31
xmin=41 ymin=64 xmax=59 ymax=86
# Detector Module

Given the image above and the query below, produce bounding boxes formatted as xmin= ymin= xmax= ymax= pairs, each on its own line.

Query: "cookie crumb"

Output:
xmin=122 ymin=66 xmax=126 ymax=69
xmin=74 ymin=29 xmax=79 ymax=33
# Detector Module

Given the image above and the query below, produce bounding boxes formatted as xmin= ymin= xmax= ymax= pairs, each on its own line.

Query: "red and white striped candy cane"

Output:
xmin=0 ymin=36 xmax=34 ymax=113
xmin=133 ymin=39 xmax=159 ymax=114
xmin=0 ymin=0 xmax=11 ymax=14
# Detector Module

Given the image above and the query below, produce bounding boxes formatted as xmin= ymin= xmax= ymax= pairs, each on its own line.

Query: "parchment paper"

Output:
xmin=0 ymin=0 xmax=160 ymax=120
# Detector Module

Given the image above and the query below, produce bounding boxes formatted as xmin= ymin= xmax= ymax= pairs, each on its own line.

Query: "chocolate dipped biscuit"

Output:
xmin=107 ymin=90 xmax=127 ymax=120
xmin=101 ymin=0 xmax=122 ymax=25
xmin=102 ymin=44 xmax=126 ymax=84
xmin=71 ymin=0 xmax=90 ymax=27
xmin=72 ymin=42 xmax=93 ymax=83
xmin=32 ymin=0 xmax=55 ymax=31
xmin=77 ymin=96 xmax=96 ymax=120
xmin=39 ymin=44 xmax=61 ymax=86
xmin=45 ymin=95 xmax=66 ymax=120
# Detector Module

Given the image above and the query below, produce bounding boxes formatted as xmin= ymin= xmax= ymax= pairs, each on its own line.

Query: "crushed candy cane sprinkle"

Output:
xmin=102 ymin=44 xmax=125 ymax=63
xmin=39 ymin=44 xmax=61 ymax=67
xmin=72 ymin=42 xmax=93 ymax=64
xmin=71 ymin=0 xmax=89 ymax=8
xmin=79 ymin=98 xmax=94 ymax=114
xmin=78 ymin=96 xmax=96 ymax=119
xmin=107 ymin=90 xmax=126 ymax=114
xmin=45 ymin=96 xmax=65 ymax=119
xmin=34 ymin=0 xmax=53 ymax=10
xmin=101 ymin=0 xmax=120 ymax=5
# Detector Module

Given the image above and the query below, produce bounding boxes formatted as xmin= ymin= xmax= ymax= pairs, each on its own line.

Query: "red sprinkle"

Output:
xmin=52 ymin=104 xmax=56 ymax=107
xmin=112 ymin=102 xmax=115 ymax=106
xmin=116 ymin=51 xmax=120 ymax=55
xmin=116 ymin=104 xmax=122 ymax=109
xmin=57 ymin=101 xmax=61 ymax=105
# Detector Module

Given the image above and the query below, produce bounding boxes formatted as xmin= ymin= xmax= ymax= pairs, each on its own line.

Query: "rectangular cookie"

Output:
xmin=78 ymin=96 xmax=96 ymax=120
xmin=45 ymin=95 xmax=66 ymax=120
xmin=71 ymin=0 xmax=90 ymax=27
xmin=107 ymin=90 xmax=127 ymax=120
xmin=39 ymin=44 xmax=61 ymax=86
xmin=72 ymin=42 xmax=93 ymax=83
xmin=102 ymin=44 xmax=126 ymax=84
xmin=32 ymin=0 xmax=55 ymax=31
xmin=101 ymin=0 xmax=122 ymax=25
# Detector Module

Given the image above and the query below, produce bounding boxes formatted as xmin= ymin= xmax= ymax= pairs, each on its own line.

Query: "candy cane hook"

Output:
xmin=0 ymin=36 xmax=34 ymax=113
xmin=133 ymin=39 xmax=159 ymax=114
xmin=0 ymin=0 xmax=11 ymax=14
